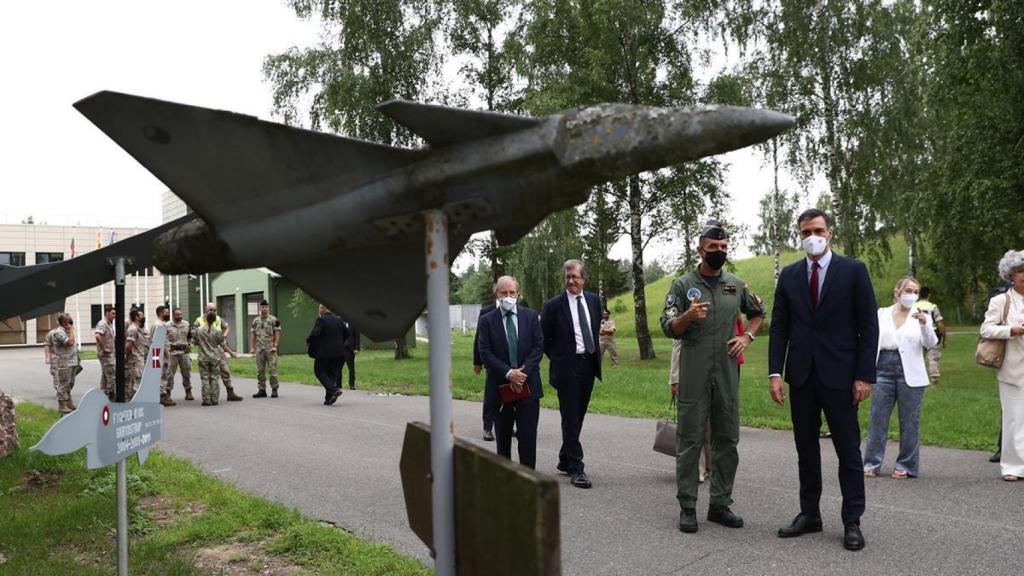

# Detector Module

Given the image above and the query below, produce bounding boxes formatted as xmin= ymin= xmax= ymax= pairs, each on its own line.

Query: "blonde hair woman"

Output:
xmin=980 ymin=250 xmax=1024 ymax=481
xmin=863 ymin=276 xmax=938 ymax=478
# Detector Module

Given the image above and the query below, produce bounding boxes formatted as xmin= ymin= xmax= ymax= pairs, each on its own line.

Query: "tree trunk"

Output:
xmin=628 ymin=174 xmax=656 ymax=360
xmin=772 ymin=140 xmax=782 ymax=283
xmin=908 ymin=231 xmax=917 ymax=277
xmin=394 ymin=336 xmax=410 ymax=360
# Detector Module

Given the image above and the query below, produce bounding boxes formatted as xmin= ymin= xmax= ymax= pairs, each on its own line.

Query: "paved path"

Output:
xmin=3 ymin=349 xmax=1021 ymax=575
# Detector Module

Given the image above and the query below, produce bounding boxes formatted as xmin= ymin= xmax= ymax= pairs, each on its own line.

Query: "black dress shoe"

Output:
xmin=569 ymin=472 xmax=592 ymax=489
xmin=678 ymin=508 xmax=698 ymax=533
xmin=482 ymin=429 xmax=495 ymax=441
xmin=707 ymin=505 xmax=744 ymax=528
xmin=990 ymin=450 xmax=1002 ymax=463
xmin=253 ymin=390 xmax=268 ymax=398
xmin=843 ymin=522 xmax=865 ymax=551
xmin=777 ymin=514 xmax=823 ymax=538
xmin=556 ymin=462 xmax=569 ymax=475
xmin=326 ymin=390 xmax=342 ymax=406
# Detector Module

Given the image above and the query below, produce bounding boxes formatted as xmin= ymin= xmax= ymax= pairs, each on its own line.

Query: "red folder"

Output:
xmin=499 ymin=381 xmax=531 ymax=403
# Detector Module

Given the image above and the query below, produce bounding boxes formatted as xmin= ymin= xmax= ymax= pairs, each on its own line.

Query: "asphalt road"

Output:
xmin=3 ymin=348 xmax=1021 ymax=575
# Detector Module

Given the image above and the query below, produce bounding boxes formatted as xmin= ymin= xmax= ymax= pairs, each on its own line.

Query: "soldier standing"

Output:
xmin=44 ymin=313 xmax=80 ymax=415
xmin=94 ymin=306 xmax=117 ymax=401
xmin=660 ymin=219 xmax=765 ymax=534
xmin=250 ymin=299 xmax=281 ymax=398
xmin=162 ymin=307 xmax=193 ymax=403
xmin=599 ymin=309 xmax=619 ymax=368
xmin=194 ymin=307 xmax=238 ymax=405
xmin=194 ymin=303 xmax=243 ymax=402
xmin=124 ymin=308 xmax=145 ymax=400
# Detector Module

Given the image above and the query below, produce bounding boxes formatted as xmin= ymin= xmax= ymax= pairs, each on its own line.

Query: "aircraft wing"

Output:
xmin=0 ymin=216 xmax=190 ymax=321
xmin=74 ymin=91 xmax=426 ymax=229
xmin=275 ymin=234 xmax=469 ymax=342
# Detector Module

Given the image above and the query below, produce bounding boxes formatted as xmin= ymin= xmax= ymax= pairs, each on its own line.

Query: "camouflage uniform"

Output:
xmin=94 ymin=317 xmax=116 ymax=399
xmin=0 ymin=389 xmax=17 ymax=458
xmin=195 ymin=315 xmax=232 ymax=388
xmin=163 ymin=319 xmax=193 ymax=397
xmin=599 ymin=318 xmax=618 ymax=368
xmin=251 ymin=314 xmax=281 ymax=393
xmin=44 ymin=327 xmax=79 ymax=412
xmin=194 ymin=323 xmax=227 ymax=405
xmin=125 ymin=323 xmax=145 ymax=400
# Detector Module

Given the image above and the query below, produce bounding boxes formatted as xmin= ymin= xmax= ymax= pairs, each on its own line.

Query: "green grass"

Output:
xmin=0 ymin=403 xmax=431 ymax=576
xmin=228 ymin=327 xmax=1000 ymax=452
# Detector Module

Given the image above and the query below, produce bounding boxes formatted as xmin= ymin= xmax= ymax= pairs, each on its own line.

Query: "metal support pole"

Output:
xmin=113 ymin=257 xmax=128 ymax=576
xmin=425 ymin=210 xmax=454 ymax=575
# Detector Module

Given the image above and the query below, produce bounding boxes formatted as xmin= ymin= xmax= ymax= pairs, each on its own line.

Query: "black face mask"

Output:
xmin=206 ymin=313 xmax=217 ymax=323
xmin=703 ymin=250 xmax=727 ymax=271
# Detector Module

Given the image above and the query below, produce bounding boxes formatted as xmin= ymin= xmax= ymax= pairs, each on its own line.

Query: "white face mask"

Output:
xmin=499 ymin=297 xmax=517 ymax=311
xmin=899 ymin=294 xmax=919 ymax=309
xmin=802 ymin=235 xmax=828 ymax=257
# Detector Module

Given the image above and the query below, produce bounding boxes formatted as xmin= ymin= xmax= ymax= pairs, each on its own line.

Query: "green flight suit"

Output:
xmin=660 ymin=269 xmax=764 ymax=509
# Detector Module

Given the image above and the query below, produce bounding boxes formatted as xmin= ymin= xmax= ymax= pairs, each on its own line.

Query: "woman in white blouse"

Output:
xmin=980 ymin=250 xmax=1024 ymax=481
xmin=863 ymin=276 xmax=939 ymax=479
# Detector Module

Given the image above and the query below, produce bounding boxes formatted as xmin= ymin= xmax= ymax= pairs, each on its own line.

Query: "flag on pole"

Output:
xmin=108 ymin=231 xmax=116 ymax=246
xmin=69 ymin=238 xmax=76 ymax=258
xmin=95 ymin=231 xmax=101 ymax=249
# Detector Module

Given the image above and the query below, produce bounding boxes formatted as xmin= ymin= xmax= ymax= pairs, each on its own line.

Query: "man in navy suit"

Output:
xmin=477 ymin=275 xmax=544 ymax=468
xmin=543 ymin=259 xmax=602 ymax=489
xmin=307 ymin=305 xmax=350 ymax=406
xmin=473 ymin=290 xmax=500 ymax=441
xmin=768 ymin=209 xmax=879 ymax=551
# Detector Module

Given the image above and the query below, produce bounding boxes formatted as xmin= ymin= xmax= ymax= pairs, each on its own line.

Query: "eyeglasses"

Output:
xmin=564 ymin=274 xmax=583 ymax=281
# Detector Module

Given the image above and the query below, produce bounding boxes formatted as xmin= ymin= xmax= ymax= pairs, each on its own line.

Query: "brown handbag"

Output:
xmin=977 ymin=293 xmax=1012 ymax=368
xmin=653 ymin=397 xmax=677 ymax=457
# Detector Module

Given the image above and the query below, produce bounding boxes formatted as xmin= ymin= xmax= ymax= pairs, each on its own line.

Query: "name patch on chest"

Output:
xmin=722 ymin=285 xmax=737 ymax=295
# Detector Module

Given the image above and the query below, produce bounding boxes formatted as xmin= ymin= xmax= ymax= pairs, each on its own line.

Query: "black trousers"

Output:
xmin=314 ymin=358 xmax=341 ymax=400
xmin=789 ymin=370 xmax=865 ymax=525
xmin=482 ymin=395 xmax=501 ymax=432
xmin=342 ymin=352 xmax=356 ymax=388
xmin=557 ymin=354 xmax=596 ymax=474
xmin=496 ymin=397 xmax=540 ymax=469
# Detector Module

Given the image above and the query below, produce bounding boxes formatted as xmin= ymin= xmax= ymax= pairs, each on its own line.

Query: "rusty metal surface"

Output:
xmin=400 ymin=422 xmax=562 ymax=575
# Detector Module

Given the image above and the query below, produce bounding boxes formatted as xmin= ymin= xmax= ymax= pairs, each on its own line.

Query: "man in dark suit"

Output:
xmin=307 ymin=304 xmax=350 ymax=406
xmin=473 ymin=293 xmax=500 ymax=441
xmin=768 ymin=209 xmax=879 ymax=551
xmin=542 ymin=259 xmax=602 ymax=489
xmin=477 ymin=275 xmax=544 ymax=468
xmin=338 ymin=315 xmax=361 ymax=390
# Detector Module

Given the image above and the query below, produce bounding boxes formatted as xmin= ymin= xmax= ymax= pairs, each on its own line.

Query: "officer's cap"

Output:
xmin=699 ymin=218 xmax=729 ymax=240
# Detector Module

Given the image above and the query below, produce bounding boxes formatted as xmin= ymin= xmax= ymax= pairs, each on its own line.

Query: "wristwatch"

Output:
xmin=744 ymin=331 xmax=755 ymax=342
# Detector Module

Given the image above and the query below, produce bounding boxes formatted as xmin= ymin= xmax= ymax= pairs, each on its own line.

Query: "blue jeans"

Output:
xmin=863 ymin=350 xmax=926 ymax=476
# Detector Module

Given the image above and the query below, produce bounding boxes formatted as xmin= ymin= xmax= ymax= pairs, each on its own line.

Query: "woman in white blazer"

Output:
xmin=864 ymin=276 xmax=939 ymax=479
xmin=980 ymin=250 xmax=1024 ymax=481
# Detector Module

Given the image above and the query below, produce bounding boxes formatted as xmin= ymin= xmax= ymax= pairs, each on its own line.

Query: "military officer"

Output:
xmin=660 ymin=219 xmax=765 ymax=535
xmin=43 ymin=313 xmax=80 ymax=415
xmin=124 ymin=308 xmax=146 ymax=400
xmin=250 ymin=299 xmax=282 ymax=398
xmin=94 ymin=306 xmax=117 ymax=401
xmin=194 ymin=307 xmax=238 ymax=405
xmin=163 ymin=307 xmax=194 ymax=402
xmin=194 ymin=303 xmax=243 ymax=402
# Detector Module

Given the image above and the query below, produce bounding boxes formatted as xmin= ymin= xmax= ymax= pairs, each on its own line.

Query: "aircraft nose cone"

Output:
xmin=689 ymin=105 xmax=794 ymax=155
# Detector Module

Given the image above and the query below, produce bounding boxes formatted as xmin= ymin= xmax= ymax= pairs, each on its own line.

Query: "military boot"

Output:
xmin=184 ymin=388 xmax=194 ymax=401
xmin=225 ymin=386 xmax=244 ymax=402
xmin=160 ymin=394 xmax=177 ymax=407
xmin=58 ymin=400 xmax=73 ymax=415
xmin=67 ymin=398 xmax=77 ymax=410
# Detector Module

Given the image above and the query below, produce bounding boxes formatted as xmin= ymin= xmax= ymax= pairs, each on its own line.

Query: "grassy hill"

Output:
xmin=607 ymin=237 xmax=912 ymax=339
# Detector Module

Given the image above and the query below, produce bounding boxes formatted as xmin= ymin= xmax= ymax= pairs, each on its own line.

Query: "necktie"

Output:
xmin=505 ymin=311 xmax=518 ymax=366
xmin=810 ymin=262 xmax=820 ymax=310
xmin=577 ymin=295 xmax=596 ymax=354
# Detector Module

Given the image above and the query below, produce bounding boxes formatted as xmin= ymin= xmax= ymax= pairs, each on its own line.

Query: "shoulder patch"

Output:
xmin=665 ymin=293 xmax=676 ymax=308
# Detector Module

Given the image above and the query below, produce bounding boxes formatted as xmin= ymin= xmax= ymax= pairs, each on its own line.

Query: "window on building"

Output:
xmin=0 ymin=252 xmax=25 ymax=266
xmin=35 ymin=252 xmax=63 ymax=264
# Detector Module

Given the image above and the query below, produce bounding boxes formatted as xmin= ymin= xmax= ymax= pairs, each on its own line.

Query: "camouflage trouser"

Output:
xmin=50 ymin=366 xmax=77 ymax=403
xmin=126 ymin=357 xmax=144 ymax=401
xmin=0 ymin=390 xmax=17 ymax=458
xmin=600 ymin=338 xmax=618 ymax=367
xmin=219 ymin=357 xmax=232 ymax=388
xmin=199 ymin=360 xmax=221 ymax=404
xmin=162 ymin=353 xmax=192 ymax=395
xmin=926 ymin=346 xmax=942 ymax=381
xmin=255 ymin=349 xmax=279 ymax=392
xmin=98 ymin=358 xmax=116 ymax=399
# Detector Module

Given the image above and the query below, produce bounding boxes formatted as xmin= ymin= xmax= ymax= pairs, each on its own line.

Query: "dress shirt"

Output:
xmin=566 ymin=291 xmax=593 ymax=354
xmin=805 ymin=249 xmax=833 ymax=297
